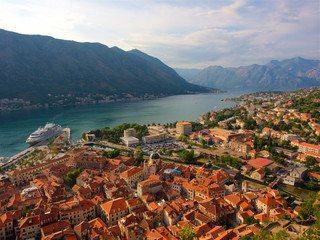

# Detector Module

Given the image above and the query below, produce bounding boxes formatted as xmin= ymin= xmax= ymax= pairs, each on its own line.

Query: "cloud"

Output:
xmin=0 ymin=0 xmax=319 ymax=68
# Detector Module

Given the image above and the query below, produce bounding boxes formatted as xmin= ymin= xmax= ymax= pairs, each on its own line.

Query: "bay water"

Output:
xmin=0 ymin=91 xmax=247 ymax=157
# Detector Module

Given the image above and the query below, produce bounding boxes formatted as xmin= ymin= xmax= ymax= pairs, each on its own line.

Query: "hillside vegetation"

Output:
xmin=0 ymin=29 xmax=211 ymax=104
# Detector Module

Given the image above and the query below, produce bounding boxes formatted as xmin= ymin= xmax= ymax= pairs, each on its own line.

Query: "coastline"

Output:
xmin=0 ymin=90 xmax=240 ymax=158
xmin=0 ymin=89 xmax=224 ymax=113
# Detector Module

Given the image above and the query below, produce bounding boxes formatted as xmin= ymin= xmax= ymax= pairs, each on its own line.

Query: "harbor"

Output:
xmin=0 ymin=126 xmax=71 ymax=169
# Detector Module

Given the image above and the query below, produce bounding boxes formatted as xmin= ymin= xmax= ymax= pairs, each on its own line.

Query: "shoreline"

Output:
xmin=0 ymin=89 xmax=224 ymax=113
xmin=0 ymin=90 xmax=239 ymax=158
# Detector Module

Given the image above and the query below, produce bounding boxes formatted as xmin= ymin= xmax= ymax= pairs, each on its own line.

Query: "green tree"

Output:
xmin=177 ymin=224 xmax=198 ymax=240
xmin=200 ymin=139 xmax=207 ymax=148
xmin=298 ymin=226 xmax=320 ymax=240
xmin=220 ymin=155 xmax=242 ymax=170
xmin=262 ymin=219 xmax=272 ymax=226
xmin=279 ymin=212 xmax=291 ymax=221
xmin=239 ymin=229 xmax=272 ymax=240
xmin=273 ymin=229 xmax=290 ymax=240
xmin=298 ymin=192 xmax=318 ymax=220
xmin=65 ymin=169 xmax=81 ymax=186
xmin=102 ymin=149 xmax=120 ymax=158
xmin=126 ymin=152 xmax=134 ymax=157
xmin=243 ymin=117 xmax=257 ymax=130
xmin=191 ymin=122 xmax=204 ymax=131
xmin=166 ymin=149 xmax=173 ymax=156
xmin=22 ymin=207 xmax=34 ymax=217
xmin=244 ymin=217 xmax=259 ymax=225
xmin=181 ymin=150 xmax=195 ymax=162
xmin=81 ymin=132 xmax=86 ymax=140
xmin=133 ymin=152 xmax=144 ymax=166
xmin=304 ymin=156 xmax=316 ymax=168
xmin=179 ymin=136 xmax=188 ymax=143
xmin=89 ymin=123 xmax=148 ymax=143
xmin=136 ymin=152 xmax=144 ymax=161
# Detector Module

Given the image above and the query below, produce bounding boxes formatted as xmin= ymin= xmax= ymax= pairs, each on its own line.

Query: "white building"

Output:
xmin=121 ymin=136 xmax=139 ymax=147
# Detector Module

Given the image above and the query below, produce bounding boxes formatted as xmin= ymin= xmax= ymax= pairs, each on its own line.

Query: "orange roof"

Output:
xmin=42 ymin=220 xmax=71 ymax=236
xmin=100 ymin=198 xmax=128 ymax=214
xmin=257 ymin=197 xmax=278 ymax=206
xmin=88 ymin=217 xmax=107 ymax=228
xmin=308 ymin=172 xmax=320 ymax=179
xmin=305 ymin=151 xmax=320 ymax=158
xmin=126 ymin=198 xmax=140 ymax=207
xmin=300 ymin=142 xmax=320 ymax=150
xmin=177 ymin=121 xmax=191 ymax=125
xmin=248 ymin=158 xmax=273 ymax=167
xmin=148 ymin=202 xmax=160 ymax=211
xmin=0 ymin=212 xmax=13 ymax=224
xmin=138 ymin=178 xmax=161 ymax=187
xmin=239 ymin=201 xmax=253 ymax=211
xmin=254 ymin=168 xmax=265 ymax=175
xmin=119 ymin=166 xmax=143 ymax=178
xmin=8 ymin=155 xmax=70 ymax=176
xmin=224 ymin=194 xmax=242 ymax=206
xmin=254 ymin=212 xmax=270 ymax=223
xmin=18 ymin=215 xmax=40 ymax=228
xmin=64 ymin=235 xmax=77 ymax=240
xmin=209 ymin=172 xmax=227 ymax=183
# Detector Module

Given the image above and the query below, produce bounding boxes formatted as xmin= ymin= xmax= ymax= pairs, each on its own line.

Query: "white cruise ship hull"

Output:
xmin=26 ymin=123 xmax=63 ymax=146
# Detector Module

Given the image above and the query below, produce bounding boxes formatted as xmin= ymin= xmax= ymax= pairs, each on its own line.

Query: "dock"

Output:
xmin=1 ymin=147 xmax=35 ymax=168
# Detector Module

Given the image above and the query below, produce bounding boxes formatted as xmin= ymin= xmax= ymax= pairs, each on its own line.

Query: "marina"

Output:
xmin=0 ymin=127 xmax=71 ymax=168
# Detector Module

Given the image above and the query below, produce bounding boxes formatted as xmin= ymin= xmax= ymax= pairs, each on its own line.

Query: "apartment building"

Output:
xmin=255 ymin=198 xmax=279 ymax=214
xmin=100 ymin=198 xmax=129 ymax=227
xmin=176 ymin=122 xmax=192 ymax=136
xmin=299 ymin=142 xmax=320 ymax=154
xmin=119 ymin=167 xmax=144 ymax=188
xmin=229 ymin=140 xmax=251 ymax=154
xmin=15 ymin=215 xmax=41 ymax=240
xmin=7 ymin=155 xmax=70 ymax=186
xmin=137 ymin=179 xmax=162 ymax=197
xmin=142 ymin=133 xmax=167 ymax=144
xmin=250 ymin=168 xmax=266 ymax=181
xmin=59 ymin=199 xmax=96 ymax=226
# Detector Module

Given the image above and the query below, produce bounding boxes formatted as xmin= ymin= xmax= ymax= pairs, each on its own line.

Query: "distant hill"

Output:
xmin=189 ymin=57 xmax=320 ymax=91
xmin=174 ymin=68 xmax=202 ymax=81
xmin=0 ymin=29 xmax=212 ymax=103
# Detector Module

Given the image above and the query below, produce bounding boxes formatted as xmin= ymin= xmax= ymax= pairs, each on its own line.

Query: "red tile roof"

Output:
xmin=300 ymin=142 xmax=320 ymax=150
xmin=257 ymin=197 xmax=279 ymax=206
xmin=248 ymin=158 xmax=273 ymax=168
xmin=100 ymin=197 xmax=128 ymax=214
xmin=119 ymin=166 xmax=143 ymax=178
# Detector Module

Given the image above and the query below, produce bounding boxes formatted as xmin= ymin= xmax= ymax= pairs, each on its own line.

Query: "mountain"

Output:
xmin=0 ymin=29 xmax=212 ymax=104
xmin=189 ymin=57 xmax=320 ymax=91
xmin=174 ymin=68 xmax=202 ymax=81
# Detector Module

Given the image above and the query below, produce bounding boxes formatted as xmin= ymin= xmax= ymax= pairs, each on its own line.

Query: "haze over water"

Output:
xmin=0 ymin=91 xmax=247 ymax=157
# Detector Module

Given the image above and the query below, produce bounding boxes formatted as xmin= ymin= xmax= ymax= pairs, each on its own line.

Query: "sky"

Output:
xmin=0 ymin=0 xmax=319 ymax=68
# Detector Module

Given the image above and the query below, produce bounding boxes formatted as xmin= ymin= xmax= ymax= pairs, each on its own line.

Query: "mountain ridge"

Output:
xmin=0 ymin=29 xmax=212 ymax=104
xmin=188 ymin=57 xmax=320 ymax=91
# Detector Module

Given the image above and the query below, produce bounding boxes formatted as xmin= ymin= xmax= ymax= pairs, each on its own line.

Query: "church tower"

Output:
xmin=144 ymin=152 xmax=161 ymax=179
xmin=242 ymin=180 xmax=248 ymax=193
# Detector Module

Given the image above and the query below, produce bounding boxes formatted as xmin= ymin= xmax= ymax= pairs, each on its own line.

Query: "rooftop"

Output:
xmin=248 ymin=158 xmax=273 ymax=168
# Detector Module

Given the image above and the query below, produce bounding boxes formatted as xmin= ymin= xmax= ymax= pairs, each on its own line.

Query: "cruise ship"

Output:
xmin=26 ymin=123 xmax=63 ymax=146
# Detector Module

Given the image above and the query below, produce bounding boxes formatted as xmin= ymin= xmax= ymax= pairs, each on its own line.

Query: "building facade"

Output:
xmin=176 ymin=122 xmax=192 ymax=136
